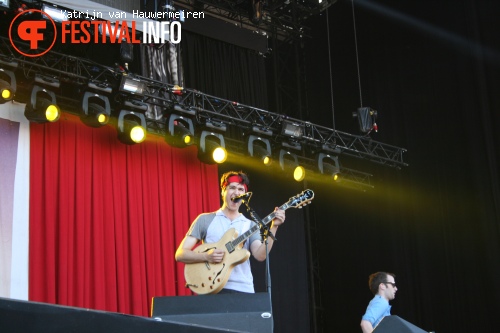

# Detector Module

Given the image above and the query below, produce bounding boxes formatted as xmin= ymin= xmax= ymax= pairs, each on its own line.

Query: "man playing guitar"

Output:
xmin=175 ymin=171 xmax=286 ymax=294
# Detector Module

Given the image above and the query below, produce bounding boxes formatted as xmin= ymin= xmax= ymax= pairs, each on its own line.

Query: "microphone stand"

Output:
xmin=241 ymin=199 xmax=275 ymax=330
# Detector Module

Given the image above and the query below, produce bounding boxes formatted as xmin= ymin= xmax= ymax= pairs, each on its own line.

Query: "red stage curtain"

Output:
xmin=28 ymin=114 xmax=220 ymax=316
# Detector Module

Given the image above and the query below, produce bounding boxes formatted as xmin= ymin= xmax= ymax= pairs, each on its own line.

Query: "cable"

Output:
xmin=325 ymin=6 xmax=336 ymax=130
xmin=351 ymin=0 xmax=363 ymax=107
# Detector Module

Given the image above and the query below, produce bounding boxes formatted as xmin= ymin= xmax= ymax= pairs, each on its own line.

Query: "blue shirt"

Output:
xmin=361 ymin=295 xmax=392 ymax=328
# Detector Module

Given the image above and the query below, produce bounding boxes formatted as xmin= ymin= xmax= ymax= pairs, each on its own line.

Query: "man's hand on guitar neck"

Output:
xmin=272 ymin=207 xmax=286 ymax=227
xmin=251 ymin=207 xmax=285 ymax=262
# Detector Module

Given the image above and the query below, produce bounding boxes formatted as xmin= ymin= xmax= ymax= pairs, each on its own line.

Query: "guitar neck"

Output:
xmin=230 ymin=202 xmax=290 ymax=248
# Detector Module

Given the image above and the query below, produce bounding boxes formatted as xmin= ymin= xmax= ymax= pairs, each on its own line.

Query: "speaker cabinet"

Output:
xmin=151 ymin=292 xmax=273 ymax=333
xmin=0 ymin=297 xmax=226 ymax=333
xmin=373 ymin=315 xmax=428 ymax=333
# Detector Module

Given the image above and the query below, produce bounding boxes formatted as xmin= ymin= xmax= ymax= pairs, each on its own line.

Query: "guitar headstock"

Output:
xmin=287 ymin=189 xmax=314 ymax=209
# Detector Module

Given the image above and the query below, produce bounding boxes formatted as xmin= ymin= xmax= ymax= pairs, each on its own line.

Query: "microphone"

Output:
xmin=231 ymin=192 xmax=252 ymax=202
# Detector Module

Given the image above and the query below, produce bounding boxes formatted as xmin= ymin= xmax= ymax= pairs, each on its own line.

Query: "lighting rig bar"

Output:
xmin=144 ymin=85 xmax=407 ymax=168
xmin=223 ymin=136 xmax=374 ymax=191
xmin=0 ymin=36 xmax=407 ymax=169
xmin=0 ymin=37 xmax=118 ymax=87
xmin=337 ymin=167 xmax=374 ymax=191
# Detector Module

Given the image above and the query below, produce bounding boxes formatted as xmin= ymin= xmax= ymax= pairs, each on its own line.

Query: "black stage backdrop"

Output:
xmin=179 ymin=1 xmax=500 ymax=331
xmin=181 ymin=31 xmax=269 ymax=110
xmin=303 ymin=0 xmax=500 ymax=332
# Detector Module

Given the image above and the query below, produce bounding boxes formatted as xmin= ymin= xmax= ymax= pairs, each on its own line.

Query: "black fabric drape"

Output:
xmin=304 ymin=1 xmax=500 ymax=332
xmin=180 ymin=31 xmax=269 ymax=110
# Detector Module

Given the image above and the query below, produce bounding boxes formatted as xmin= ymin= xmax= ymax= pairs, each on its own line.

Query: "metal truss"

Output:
xmin=160 ymin=88 xmax=408 ymax=168
xmin=1 ymin=36 xmax=407 ymax=170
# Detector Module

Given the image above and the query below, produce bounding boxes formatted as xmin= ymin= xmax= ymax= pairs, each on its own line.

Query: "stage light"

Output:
xmin=293 ymin=165 xmax=306 ymax=182
xmin=24 ymin=85 xmax=60 ymax=123
xmin=117 ymin=110 xmax=147 ymax=145
xmin=80 ymin=92 xmax=111 ymax=128
xmin=198 ymin=131 xmax=227 ymax=164
xmin=281 ymin=120 xmax=304 ymax=138
xmin=119 ymin=76 xmax=147 ymax=96
xmin=317 ymin=153 xmax=340 ymax=181
xmin=0 ymin=83 xmax=13 ymax=102
xmin=279 ymin=149 xmax=298 ymax=170
xmin=247 ymin=135 xmax=272 ymax=166
xmin=0 ymin=68 xmax=16 ymax=104
xmin=41 ymin=4 xmax=68 ymax=22
xmin=279 ymin=149 xmax=304 ymax=182
xmin=165 ymin=114 xmax=195 ymax=148
xmin=0 ymin=0 xmax=10 ymax=9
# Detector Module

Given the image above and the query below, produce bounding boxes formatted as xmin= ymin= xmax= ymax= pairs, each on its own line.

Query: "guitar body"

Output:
xmin=184 ymin=228 xmax=251 ymax=295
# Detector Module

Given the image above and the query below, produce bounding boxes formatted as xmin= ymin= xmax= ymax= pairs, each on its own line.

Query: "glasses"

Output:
xmin=385 ymin=282 xmax=397 ymax=288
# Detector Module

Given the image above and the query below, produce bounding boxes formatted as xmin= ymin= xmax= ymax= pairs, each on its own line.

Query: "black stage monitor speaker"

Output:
xmin=151 ymin=292 xmax=273 ymax=333
xmin=373 ymin=315 xmax=428 ymax=333
xmin=0 ymin=297 xmax=227 ymax=333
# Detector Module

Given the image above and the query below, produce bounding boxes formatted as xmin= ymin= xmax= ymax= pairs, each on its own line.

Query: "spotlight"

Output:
xmin=198 ymin=131 xmax=227 ymax=164
xmin=293 ymin=165 xmax=306 ymax=182
xmin=117 ymin=110 xmax=147 ymax=145
xmin=24 ymin=85 xmax=60 ymax=123
xmin=281 ymin=120 xmax=304 ymax=138
xmin=119 ymin=76 xmax=147 ymax=96
xmin=279 ymin=149 xmax=304 ymax=182
xmin=0 ymin=68 xmax=16 ymax=104
xmin=0 ymin=0 xmax=10 ymax=10
xmin=317 ymin=153 xmax=340 ymax=181
xmin=80 ymin=92 xmax=111 ymax=128
xmin=247 ymin=135 xmax=272 ymax=166
xmin=41 ymin=4 xmax=69 ymax=22
xmin=165 ymin=114 xmax=195 ymax=148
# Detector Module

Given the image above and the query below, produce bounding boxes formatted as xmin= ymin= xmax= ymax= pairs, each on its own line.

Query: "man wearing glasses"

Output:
xmin=360 ymin=272 xmax=398 ymax=333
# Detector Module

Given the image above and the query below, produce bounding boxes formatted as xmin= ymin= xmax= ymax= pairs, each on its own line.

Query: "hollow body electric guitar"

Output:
xmin=184 ymin=189 xmax=314 ymax=294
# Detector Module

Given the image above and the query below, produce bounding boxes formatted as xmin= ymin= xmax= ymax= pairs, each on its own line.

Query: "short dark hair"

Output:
xmin=368 ymin=272 xmax=396 ymax=295
xmin=220 ymin=171 xmax=250 ymax=190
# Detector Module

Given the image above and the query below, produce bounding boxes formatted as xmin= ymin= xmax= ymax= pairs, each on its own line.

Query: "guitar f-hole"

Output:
xmin=212 ymin=264 xmax=225 ymax=285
